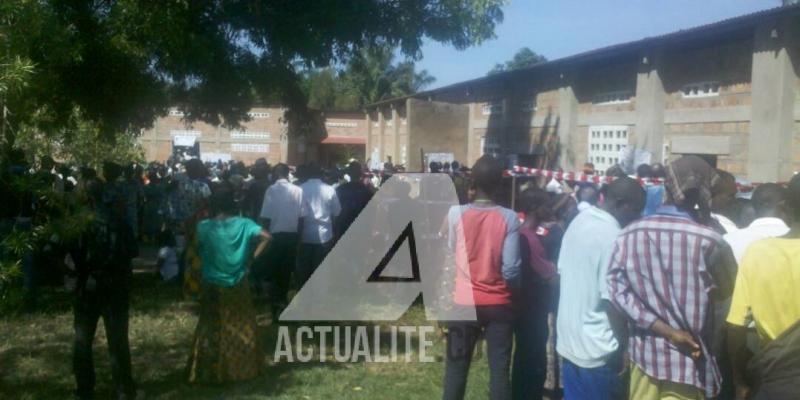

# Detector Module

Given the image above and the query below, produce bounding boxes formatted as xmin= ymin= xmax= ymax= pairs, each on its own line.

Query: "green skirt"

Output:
xmin=187 ymin=278 xmax=263 ymax=384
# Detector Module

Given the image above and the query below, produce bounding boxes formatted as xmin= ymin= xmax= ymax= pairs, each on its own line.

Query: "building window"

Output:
xmin=519 ymin=99 xmax=537 ymax=112
xmin=481 ymin=100 xmax=504 ymax=116
xmin=481 ymin=136 xmax=502 ymax=156
xmin=588 ymin=125 xmax=629 ymax=175
xmin=168 ymin=109 xmax=185 ymax=117
xmin=230 ymin=131 xmax=271 ymax=140
xmin=247 ymin=111 xmax=270 ymax=119
xmin=231 ymin=143 xmax=269 ymax=153
xmin=593 ymin=90 xmax=632 ymax=105
xmin=681 ymin=81 xmax=720 ymax=98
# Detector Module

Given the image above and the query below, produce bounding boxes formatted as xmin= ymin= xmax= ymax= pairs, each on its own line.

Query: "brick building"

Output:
xmin=366 ymin=5 xmax=800 ymax=182
xmin=139 ymin=107 xmax=366 ymax=166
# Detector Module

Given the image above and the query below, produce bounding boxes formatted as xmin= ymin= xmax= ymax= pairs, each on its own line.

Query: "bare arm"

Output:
xmin=651 ymin=319 xmax=701 ymax=360
xmin=253 ymin=230 xmax=271 ymax=259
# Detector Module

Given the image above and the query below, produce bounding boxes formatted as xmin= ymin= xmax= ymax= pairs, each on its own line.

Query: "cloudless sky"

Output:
xmin=416 ymin=0 xmax=781 ymax=88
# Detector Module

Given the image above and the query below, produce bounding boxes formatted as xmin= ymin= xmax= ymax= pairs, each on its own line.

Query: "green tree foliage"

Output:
xmin=0 ymin=0 xmax=504 ymax=143
xmin=305 ymin=47 xmax=437 ymax=111
xmin=488 ymin=47 xmax=547 ymax=75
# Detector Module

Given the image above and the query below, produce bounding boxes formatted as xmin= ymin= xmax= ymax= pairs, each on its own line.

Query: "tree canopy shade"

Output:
xmin=0 ymin=0 xmax=505 ymax=145
xmin=488 ymin=47 xmax=547 ymax=75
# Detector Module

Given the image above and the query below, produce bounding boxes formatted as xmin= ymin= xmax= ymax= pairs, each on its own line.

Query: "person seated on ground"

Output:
xmin=187 ymin=184 xmax=271 ymax=384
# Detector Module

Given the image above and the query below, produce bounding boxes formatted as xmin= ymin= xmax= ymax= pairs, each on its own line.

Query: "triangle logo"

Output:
xmin=367 ymin=222 xmax=421 ymax=282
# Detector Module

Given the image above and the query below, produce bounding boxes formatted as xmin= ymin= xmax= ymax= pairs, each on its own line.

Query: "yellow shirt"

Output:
xmin=727 ymin=237 xmax=800 ymax=342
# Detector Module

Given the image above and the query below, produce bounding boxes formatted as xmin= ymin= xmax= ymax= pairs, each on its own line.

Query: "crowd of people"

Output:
xmin=444 ymin=155 xmax=799 ymax=400
xmin=2 ymin=149 xmax=798 ymax=400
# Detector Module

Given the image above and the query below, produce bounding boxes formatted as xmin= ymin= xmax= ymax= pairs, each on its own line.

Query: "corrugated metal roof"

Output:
xmin=366 ymin=3 xmax=800 ymax=108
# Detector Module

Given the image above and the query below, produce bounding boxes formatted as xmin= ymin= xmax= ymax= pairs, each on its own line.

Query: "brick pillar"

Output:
xmin=748 ymin=16 xmax=799 ymax=182
xmin=634 ymin=51 xmax=666 ymax=162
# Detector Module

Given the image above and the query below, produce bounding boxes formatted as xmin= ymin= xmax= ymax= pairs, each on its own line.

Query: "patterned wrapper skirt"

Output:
xmin=187 ymin=278 xmax=263 ymax=384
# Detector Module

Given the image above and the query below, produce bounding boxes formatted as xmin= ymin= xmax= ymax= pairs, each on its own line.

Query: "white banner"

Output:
xmin=173 ymin=135 xmax=197 ymax=146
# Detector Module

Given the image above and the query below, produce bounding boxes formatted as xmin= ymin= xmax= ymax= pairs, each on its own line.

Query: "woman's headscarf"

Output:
xmin=664 ymin=155 xmax=719 ymax=219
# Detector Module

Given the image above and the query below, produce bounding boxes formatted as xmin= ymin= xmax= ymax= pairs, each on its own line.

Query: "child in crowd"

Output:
xmin=156 ymin=230 xmax=179 ymax=283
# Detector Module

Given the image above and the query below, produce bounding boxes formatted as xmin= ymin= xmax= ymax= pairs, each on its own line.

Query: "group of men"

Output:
xmin=255 ymin=162 xmax=372 ymax=320
xmin=443 ymin=155 xmax=800 ymax=400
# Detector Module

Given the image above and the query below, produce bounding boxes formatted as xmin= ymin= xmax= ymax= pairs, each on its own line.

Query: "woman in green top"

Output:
xmin=187 ymin=184 xmax=271 ymax=384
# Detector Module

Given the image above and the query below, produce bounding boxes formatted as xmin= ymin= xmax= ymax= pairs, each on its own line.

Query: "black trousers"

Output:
xmin=512 ymin=299 xmax=549 ymax=400
xmin=443 ymin=304 xmax=515 ymax=400
xmin=295 ymin=241 xmax=333 ymax=289
xmin=255 ymin=232 xmax=299 ymax=315
xmin=73 ymin=272 xmax=135 ymax=399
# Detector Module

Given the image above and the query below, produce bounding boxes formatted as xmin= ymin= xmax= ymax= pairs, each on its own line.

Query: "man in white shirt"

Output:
xmin=258 ymin=163 xmax=304 ymax=318
xmin=297 ymin=164 xmax=341 ymax=288
xmin=724 ymin=183 xmax=789 ymax=264
xmin=557 ymin=177 xmax=645 ymax=400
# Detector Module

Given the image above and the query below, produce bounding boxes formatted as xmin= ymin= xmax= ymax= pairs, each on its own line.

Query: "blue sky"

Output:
xmin=416 ymin=0 xmax=781 ymax=88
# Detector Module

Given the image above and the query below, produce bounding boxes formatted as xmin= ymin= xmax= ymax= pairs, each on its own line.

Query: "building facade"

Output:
xmin=139 ymin=107 xmax=367 ymax=166
xmin=366 ymin=5 xmax=800 ymax=182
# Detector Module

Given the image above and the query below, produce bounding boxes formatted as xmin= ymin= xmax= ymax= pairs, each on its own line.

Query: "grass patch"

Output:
xmin=0 ymin=269 xmax=495 ymax=399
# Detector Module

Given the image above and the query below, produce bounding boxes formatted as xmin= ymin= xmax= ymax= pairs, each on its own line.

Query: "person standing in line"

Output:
xmin=557 ymin=177 xmax=645 ymax=400
xmin=296 ymin=164 xmax=341 ymax=287
xmin=512 ymin=188 xmax=558 ymax=400
xmin=334 ymin=161 xmax=373 ymax=242
xmin=727 ymin=174 xmax=800 ymax=400
xmin=244 ymin=158 xmax=271 ymax=220
xmin=257 ymin=163 xmax=304 ymax=320
xmin=187 ymin=185 xmax=270 ymax=384
xmin=71 ymin=162 xmax=138 ymax=400
xmin=723 ymin=183 xmax=789 ymax=264
xmin=443 ymin=155 xmax=521 ymax=400
xmin=607 ymin=156 xmax=736 ymax=400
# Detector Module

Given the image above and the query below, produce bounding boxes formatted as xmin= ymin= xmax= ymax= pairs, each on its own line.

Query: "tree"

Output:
xmin=303 ymin=46 xmax=437 ymax=111
xmin=488 ymin=47 xmax=547 ymax=75
xmin=339 ymin=46 xmax=437 ymax=107
xmin=0 ymin=0 xmax=504 ymax=147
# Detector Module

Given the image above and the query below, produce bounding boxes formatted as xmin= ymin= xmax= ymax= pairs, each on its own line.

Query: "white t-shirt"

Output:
xmin=260 ymin=179 xmax=304 ymax=234
xmin=158 ymin=246 xmax=179 ymax=281
xmin=724 ymin=217 xmax=790 ymax=264
xmin=556 ymin=206 xmax=622 ymax=368
xmin=300 ymin=179 xmax=341 ymax=244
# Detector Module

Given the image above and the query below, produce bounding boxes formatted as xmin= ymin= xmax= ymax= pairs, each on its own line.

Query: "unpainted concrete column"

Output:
xmin=634 ymin=52 xmax=666 ymax=162
xmin=365 ymin=110 xmax=372 ymax=164
xmin=467 ymin=102 xmax=476 ymax=166
xmin=557 ymin=75 xmax=579 ymax=171
xmin=377 ymin=108 xmax=385 ymax=163
xmin=392 ymin=106 xmax=400 ymax=165
xmin=748 ymin=16 xmax=799 ymax=182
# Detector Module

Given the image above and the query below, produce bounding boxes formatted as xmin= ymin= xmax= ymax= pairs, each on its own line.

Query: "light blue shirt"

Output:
xmin=556 ymin=206 xmax=622 ymax=368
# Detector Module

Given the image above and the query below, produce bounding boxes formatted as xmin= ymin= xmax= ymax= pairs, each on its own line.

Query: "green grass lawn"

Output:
xmin=0 ymin=270 xmax=495 ymax=399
